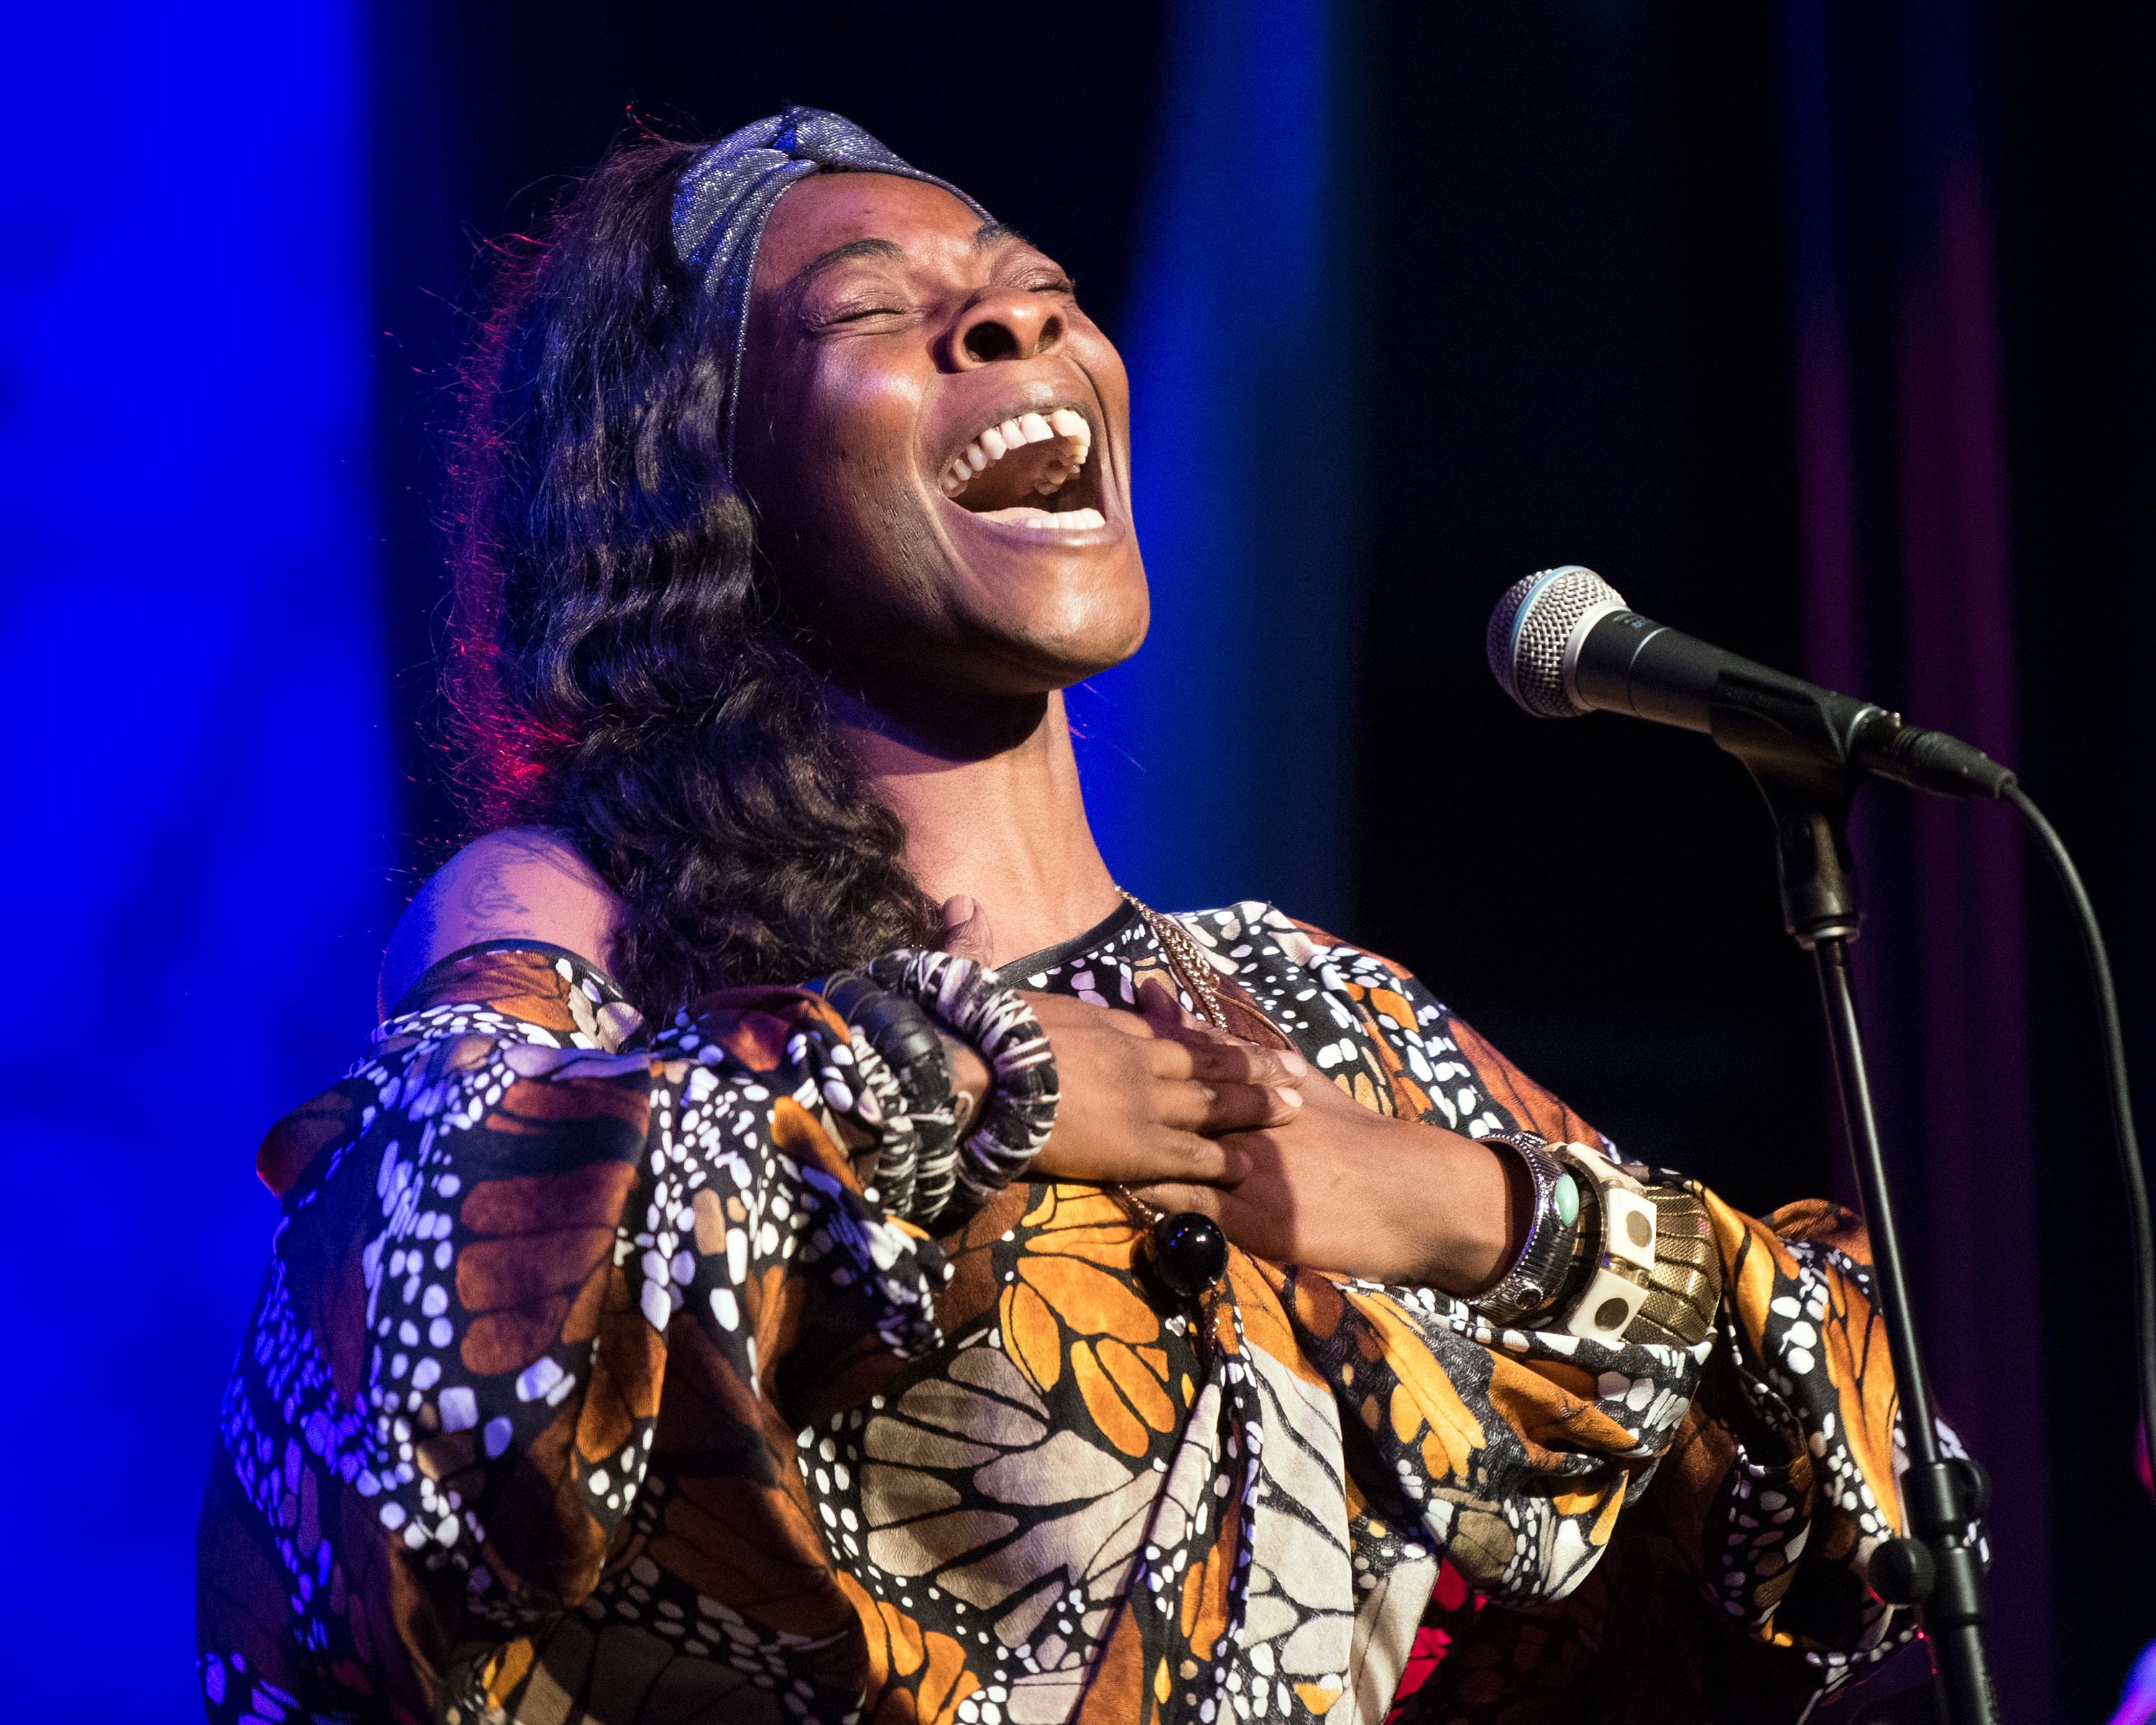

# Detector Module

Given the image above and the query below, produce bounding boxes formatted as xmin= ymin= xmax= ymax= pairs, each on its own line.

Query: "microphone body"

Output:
xmin=1488 ymin=566 xmax=2015 ymax=802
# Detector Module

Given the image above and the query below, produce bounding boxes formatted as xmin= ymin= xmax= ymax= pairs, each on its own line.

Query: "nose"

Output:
xmin=950 ymin=290 xmax=1065 ymax=367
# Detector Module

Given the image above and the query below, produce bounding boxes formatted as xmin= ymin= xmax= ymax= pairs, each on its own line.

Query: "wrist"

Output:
xmin=1462 ymin=1132 xmax=1585 ymax=1324
xmin=810 ymin=969 xmax=957 ymax=1221
xmin=1475 ymin=1143 xmax=1537 ymax=1291
xmin=1403 ymin=1124 xmax=1524 ymax=1294
xmin=936 ymin=1028 xmax=990 ymax=1136
xmin=867 ymin=949 xmax=1059 ymax=1220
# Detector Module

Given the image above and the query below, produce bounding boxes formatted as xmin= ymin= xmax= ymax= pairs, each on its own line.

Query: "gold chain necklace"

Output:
xmin=1110 ymin=890 xmax=1236 ymax=1300
xmin=1117 ymin=888 xmax=1227 ymax=1029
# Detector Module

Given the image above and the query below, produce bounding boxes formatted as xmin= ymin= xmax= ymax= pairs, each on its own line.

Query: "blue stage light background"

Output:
xmin=0 ymin=5 xmax=391 ymax=1715
xmin=1074 ymin=0 xmax=1358 ymax=934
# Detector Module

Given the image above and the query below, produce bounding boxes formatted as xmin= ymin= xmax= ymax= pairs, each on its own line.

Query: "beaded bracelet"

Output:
xmin=867 ymin=949 xmax=1059 ymax=1218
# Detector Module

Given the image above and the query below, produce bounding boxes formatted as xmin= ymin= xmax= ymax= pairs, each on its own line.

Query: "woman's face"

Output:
xmin=733 ymin=172 xmax=1148 ymax=711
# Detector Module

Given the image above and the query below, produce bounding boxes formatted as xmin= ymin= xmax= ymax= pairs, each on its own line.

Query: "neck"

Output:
xmin=826 ymin=683 xmax=1120 ymax=967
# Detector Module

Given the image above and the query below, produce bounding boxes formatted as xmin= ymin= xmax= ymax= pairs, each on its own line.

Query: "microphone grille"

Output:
xmin=1487 ymin=565 xmax=1626 ymax=718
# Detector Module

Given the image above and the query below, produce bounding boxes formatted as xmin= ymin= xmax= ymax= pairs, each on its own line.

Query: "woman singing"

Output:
xmin=198 ymin=111 xmax=1927 ymax=1724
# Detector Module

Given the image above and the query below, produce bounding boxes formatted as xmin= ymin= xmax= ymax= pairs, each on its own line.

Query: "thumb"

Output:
xmin=938 ymin=894 xmax=995 ymax=965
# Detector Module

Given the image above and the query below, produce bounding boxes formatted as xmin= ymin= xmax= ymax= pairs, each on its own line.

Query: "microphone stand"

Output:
xmin=1746 ymin=759 xmax=1999 ymax=1725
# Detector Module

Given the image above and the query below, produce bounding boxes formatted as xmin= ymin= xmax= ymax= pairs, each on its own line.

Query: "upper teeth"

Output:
xmin=941 ymin=408 xmax=1093 ymax=498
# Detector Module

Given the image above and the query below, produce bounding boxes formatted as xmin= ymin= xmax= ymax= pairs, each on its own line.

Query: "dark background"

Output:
xmin=1 ymin=1 xmax=2145 ymax=1717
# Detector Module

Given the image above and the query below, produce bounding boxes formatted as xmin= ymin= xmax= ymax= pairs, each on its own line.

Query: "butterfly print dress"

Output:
xmin=198 ymin=901 xmax=1936 ymax=1725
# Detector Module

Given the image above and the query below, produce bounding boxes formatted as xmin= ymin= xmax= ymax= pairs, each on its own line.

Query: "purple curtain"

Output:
xmin=1779 ymin=0 xmax=2047 ymax=1711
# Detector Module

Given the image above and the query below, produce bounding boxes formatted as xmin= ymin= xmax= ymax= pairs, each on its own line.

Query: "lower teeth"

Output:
xmin=974 ymin=506 xmax=1106 ymax=531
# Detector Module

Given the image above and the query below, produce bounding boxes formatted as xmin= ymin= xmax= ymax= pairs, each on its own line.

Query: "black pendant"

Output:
xmin=1147 ymin=1211 xmax=1227 ymax=1297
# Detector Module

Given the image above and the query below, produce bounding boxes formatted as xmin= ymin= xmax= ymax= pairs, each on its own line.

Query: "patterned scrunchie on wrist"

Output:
xmin=813 ymin=970 xmax=954 ymax=1220
xmin=867 ymin=949 xmax=1059 ymax=1221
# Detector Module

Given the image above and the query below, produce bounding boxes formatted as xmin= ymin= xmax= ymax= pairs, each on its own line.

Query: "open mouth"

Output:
xmin=936 ymin=405 xmax=1107 ymax=533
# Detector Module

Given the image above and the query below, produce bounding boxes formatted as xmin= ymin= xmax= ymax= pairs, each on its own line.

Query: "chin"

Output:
xmin=964 ymin=574 xmax=1150 ymax=691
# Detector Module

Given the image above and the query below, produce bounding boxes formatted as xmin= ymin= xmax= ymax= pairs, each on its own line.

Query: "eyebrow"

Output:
xmin=786 ymin=236 xmax=906 ymax=295
xmin=972 ymin=220 xmax=1034 ymax=252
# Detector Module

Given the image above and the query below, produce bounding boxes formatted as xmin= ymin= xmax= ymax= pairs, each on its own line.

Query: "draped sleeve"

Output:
xmin=196 ymin=943 xmax=948 ymax=1724
xmin=1173 ymin=905 xmax=1930 ymax=1719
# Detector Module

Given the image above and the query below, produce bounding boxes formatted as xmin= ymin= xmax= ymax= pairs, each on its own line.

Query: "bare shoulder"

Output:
xmin=379 ymin=826 xmax=625 ymax=1015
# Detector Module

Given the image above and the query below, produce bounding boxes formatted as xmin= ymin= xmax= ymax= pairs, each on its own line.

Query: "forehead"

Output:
xmin=752 ymin=172 xmax=990 ymax=294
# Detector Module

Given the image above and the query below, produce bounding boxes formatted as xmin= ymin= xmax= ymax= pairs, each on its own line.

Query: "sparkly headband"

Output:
xmin=670 ymin=105 xmax=990 ymax=475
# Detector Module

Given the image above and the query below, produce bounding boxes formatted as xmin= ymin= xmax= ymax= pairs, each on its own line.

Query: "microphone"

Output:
xmin=1486 ymin=566 xmax=2015 ymax=801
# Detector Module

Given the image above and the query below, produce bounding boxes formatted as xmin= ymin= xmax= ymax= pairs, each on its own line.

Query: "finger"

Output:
xmin=1150 ymin=1075 xmax=1300 ymax=1134
xmin=1142 ymin=1035 xmax=1289 ymax=1085
xmin=1084 ymin=1131 xmax=1250 ymax=1187
xmin=1132 ymin=977 xmax=1317 ymax=1076
xmin=939 ymin=894 xmax=995 ymax=964
xmin=1140 ymin=1038 xmax=1202 ymax=1081
xmin=1138 ymin=976 xmax=1243 ymax=1048
xmin=1089 ymin=1004 xmax=1157 ymax=1037
xmin=1136 ymin=975 xmax=1214 ymax=1036
xmin=1027 ymin=992 xmax=1157 ymax=1037
xmin=1138 ymin=1016 xmax=1268 ymax=1073
xmin=1126 ymin=1179 xmax=1227 ymax=1219
xmin=1200 ymin=1080 xmax=1303 ymax=1133
xmin=1181 ymin=1037 xmax=1309 ymax=1090
xmin=1153 ymin=1130 xmax=1251 ymax=1185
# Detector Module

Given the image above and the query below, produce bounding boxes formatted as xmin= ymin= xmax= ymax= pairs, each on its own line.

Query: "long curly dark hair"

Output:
xmin=446 ymin=134 xmax=940 ymax=1016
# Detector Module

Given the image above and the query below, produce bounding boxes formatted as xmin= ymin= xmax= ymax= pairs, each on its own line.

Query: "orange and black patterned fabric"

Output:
xmin=198 ymin=907 xmax=1938 ymax=1724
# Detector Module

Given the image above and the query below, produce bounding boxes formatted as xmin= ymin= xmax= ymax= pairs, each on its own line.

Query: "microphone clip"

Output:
xmin=1746 ymin=766 xmax=1864 ymax=948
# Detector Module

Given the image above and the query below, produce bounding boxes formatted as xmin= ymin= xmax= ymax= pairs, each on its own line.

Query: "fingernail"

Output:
xmin=942 ymin=894 xmax=977 ymax=926
xmin=1276 ymin=1085 xmax=1303 ymax=1109
xmin=1279 ymin=1049 xmax=1309 ymax=1077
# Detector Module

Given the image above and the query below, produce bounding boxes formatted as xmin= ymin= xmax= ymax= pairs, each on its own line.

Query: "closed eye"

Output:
xmin=807 ymin=298 xmax=916 ymax=332
xmin=1008 ymin=271 xmax=1077 ymax=298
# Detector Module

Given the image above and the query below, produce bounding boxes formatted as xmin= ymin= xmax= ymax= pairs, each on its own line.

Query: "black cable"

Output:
xmin=2005 ymin=783 xmax=2156 ymax=1493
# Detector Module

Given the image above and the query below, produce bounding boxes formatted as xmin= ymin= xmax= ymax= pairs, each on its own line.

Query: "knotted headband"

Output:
xmin=671 ymin=106 xmax=990 ymax=474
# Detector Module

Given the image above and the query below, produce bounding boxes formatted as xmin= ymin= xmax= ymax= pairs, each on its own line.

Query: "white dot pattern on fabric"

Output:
xmin=202 ymin=915 xmax=1925 ymax=1724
